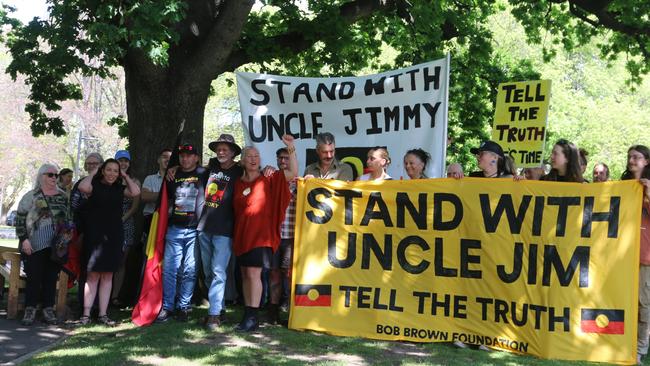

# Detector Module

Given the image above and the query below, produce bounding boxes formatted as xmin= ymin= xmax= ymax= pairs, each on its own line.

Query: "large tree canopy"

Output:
xmin=3 ymin=0 xmax=649 ymax=179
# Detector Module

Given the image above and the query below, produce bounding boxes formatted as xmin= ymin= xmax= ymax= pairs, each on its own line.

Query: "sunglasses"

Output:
xmin=43 ymin=173 xmax=59 ymax=178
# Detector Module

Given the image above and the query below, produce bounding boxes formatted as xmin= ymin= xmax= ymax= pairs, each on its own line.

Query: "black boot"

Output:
xmin=235 ymin=306 xmax=259 ymax=332
xmin=266 ymin=303 xmax=280 ymax=325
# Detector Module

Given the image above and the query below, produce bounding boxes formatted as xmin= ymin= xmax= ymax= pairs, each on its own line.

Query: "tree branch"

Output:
xmin=182 ymin=0 xmax=255 ymax=85
xmin=224 ymin=0 xmax=458 ymax=71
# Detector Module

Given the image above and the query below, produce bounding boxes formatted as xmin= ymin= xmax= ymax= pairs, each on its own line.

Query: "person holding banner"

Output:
xmin=403 ymin=148 xmax=431 ymax=179
xmin=620 ymin=145 xmax=650 ymax=364
xmin=233 ymin=135 xmax=297 ymax=332
xmin=359 ymin=147 xmax=392 ymax=181
xmin=540 ymin=139 xmax=584 ymax=183
xmin=303 ymin=132 xmax=353 ymax=181
xmin=468 ymin=141 xmax=513 ymax=178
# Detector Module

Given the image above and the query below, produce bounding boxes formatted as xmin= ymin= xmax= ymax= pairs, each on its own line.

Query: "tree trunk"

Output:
xmin=123 ymin=51 xmax=212 ymax=182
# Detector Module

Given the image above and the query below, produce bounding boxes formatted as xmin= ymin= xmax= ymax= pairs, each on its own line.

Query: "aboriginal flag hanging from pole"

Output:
xmin=132 ymin=121 xmax=184 ymax=326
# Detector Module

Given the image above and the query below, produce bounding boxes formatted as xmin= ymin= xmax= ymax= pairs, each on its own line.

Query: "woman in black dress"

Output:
xmin=78 ymin=158 xmax=140 ymax=325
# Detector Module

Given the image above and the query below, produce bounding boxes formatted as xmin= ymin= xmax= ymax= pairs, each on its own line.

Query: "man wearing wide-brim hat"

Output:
xmin=198 ymin=133 xmax=243 ymax=330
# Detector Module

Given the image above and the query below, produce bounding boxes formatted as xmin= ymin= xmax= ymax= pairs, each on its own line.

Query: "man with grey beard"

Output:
xmin=197 ymin=134 xmax=243 ymax=330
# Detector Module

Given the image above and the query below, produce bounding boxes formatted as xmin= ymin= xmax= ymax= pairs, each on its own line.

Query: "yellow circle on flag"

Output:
xmin=595 ymin=314 xmax=610 ymax=328
xmin=307 ymin=288 xmax=320 ymax=301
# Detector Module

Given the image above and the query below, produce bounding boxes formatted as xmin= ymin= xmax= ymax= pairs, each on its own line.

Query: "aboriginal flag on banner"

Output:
xmin=294 ymin=284 xmax=332 ymax=307
xmin=132 ymin=122 xmax=184 ymax=326
xmin=580 ymin=308 xmax=625 ymax=334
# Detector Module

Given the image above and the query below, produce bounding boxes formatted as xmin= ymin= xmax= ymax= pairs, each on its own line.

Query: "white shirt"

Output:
xmin=142 ymin=172 xmax=163 ymax=215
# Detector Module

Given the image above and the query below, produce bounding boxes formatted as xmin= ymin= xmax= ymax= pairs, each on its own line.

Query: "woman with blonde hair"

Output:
xmin=359 ymin=147 xmax=392 ymax=181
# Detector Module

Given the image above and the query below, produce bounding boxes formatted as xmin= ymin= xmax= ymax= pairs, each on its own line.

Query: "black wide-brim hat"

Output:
xmin=208 ymin=133 xmax=242 ymax=156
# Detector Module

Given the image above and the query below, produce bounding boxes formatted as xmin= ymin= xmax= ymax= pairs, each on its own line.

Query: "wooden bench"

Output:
xmin=1 ymin=251 xmax=68 ymax=319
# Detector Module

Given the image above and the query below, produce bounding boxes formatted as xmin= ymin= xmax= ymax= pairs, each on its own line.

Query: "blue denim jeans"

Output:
xmin=198 ymin=232 xmax=232 ymax=315
xmin=162 ymin=225 xmax=197 ymax=311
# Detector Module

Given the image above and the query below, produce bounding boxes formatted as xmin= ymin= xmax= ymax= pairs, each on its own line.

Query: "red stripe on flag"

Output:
xmin=132 ymin=180 xmax=169 ymax=326
xmin=580 ymin=320 xmax=625 ymax=334
xmin=295 ymin=294 xmax=331 ymax=307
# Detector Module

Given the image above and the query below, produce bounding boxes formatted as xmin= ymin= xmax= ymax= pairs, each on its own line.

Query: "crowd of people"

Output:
xmin=12 ymin=133 xmax=650 ymax=362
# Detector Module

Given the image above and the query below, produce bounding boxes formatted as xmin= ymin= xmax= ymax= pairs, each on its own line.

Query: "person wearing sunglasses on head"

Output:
xmin=15 ymin=164 xmax=72 ymax=325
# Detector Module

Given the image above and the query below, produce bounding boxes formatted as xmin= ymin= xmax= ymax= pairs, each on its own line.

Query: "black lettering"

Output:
xmin=250 ymin=79 xmax=270 ymax=106
xmin=581 ymin=196 xmax=620 ymax=238
xmin=361 ymin=192 xmax=393 ymax=227
xmin=327 ymin=232 xmax=356 ymax=268
xmin=397 ymin=236 xmax=430 ymax=274
xmin=433 ymin=193 xmax=463 ymax=230
xmin=396 ymin=192 xmax=427 ymax=229
xmin=542 ymin=245 xmax=590 ymax=287
xmin=480 ymin=194 xmax=531 ymax=234
xmin=306 ymin=188 xmax=332 ymax=224
xmin=361 ymin=234 xmax=392 ymax=270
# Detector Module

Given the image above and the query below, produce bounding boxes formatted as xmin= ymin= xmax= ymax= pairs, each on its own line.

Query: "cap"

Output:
xmin=115 ymin=150 xmax=131 ymax=161
xmin=208 ymin=134 xmax=242 ymax=156
xmin=470 ymin=141 xmax=504 ymax=158
xmin=178 ymin=143 xmax=199 ymax=155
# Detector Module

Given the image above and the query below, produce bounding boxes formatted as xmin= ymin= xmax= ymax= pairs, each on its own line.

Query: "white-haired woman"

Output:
xmin=232 ymin=135 xmax=297 ymax=331
xmin=15 ymin=163 xmax=71 ymax=325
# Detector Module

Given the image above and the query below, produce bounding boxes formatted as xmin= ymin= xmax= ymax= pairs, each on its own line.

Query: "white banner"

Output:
xmin=236 ymin=57 xmax=450 ymax=178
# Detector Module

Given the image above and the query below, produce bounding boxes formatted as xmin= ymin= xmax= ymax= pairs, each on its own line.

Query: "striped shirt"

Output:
xmin=15 ymin=189 xmax=70 ymax=253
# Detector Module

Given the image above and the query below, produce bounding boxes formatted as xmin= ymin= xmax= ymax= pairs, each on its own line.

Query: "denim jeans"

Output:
xmin=198 ymin=232 xmax=232 ymax=316
xmin=162 ymin=225 xmax=197 ymax=311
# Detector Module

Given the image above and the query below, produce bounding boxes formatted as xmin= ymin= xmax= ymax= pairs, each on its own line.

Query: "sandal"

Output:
xmin=97 ymin=315 xmax=116 ymax=327
xmin=79 ymin=315 xmax=91 ymax=326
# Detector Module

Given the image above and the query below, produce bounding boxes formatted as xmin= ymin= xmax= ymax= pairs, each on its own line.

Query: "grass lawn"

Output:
xmin=21 ymin=306 xmax=631 ymax=366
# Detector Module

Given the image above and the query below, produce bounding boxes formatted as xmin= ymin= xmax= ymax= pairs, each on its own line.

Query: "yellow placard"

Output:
xmin=290 ymin=178 xmax=641 ymax=365
xmin=491 ymin=80 xmax=551 ymax=168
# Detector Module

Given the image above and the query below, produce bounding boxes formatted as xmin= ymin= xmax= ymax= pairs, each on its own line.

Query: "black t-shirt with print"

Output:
xmin=168 ymin=167 xmax=207 ymax=228
xmin=197 ymin=163 xmax=243 ymax=236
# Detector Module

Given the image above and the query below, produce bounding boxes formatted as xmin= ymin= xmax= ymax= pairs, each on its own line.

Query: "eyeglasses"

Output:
xmin=43 ymin=173 xmax=59 ymax=178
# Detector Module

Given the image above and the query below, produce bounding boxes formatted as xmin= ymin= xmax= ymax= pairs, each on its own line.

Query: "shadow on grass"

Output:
xmin=20 ymin=306 xmax=630 ymax=366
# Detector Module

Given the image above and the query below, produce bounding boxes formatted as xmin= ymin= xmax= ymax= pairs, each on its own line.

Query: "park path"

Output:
xmin=0 ymin=314 xmax=68 ymax=365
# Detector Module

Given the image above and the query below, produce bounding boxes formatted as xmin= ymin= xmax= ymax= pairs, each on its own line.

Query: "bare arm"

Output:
xmin=141 ymin=188 xmax=159 ymax=203
xmin=123 ymin=174 xmax=141 ymax=198
xmin=123 ymin=179 xmax=141 ymax=220
xmin=78 ymin=169 xmax=97 ymax=194
xmin=282 ymin=134 xmax=298 ymax=181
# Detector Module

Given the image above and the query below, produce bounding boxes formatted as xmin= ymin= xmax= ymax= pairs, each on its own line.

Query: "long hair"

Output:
xmin=503 ymin=155 xmax=517 ymax=176
xmin=34 ymin=163 xmax=60 ymax=190
xmin=92 ymin=158 xmax=123 ymax=186
xmin=542 ymin=139 xmax=584 ymax=182
xmin=621 ymin=145 xmax=650 ymax=180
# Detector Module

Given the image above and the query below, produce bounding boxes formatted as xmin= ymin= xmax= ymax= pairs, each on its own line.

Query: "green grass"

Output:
xmin=21 ymin=306 xmax=637 ymax=366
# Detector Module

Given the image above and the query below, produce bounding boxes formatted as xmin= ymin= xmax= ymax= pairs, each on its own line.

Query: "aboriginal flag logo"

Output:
xmin=294 ymin=284 xmax=332 ymax=307
xmin=580 ymin=309 xmax=624 ymax=334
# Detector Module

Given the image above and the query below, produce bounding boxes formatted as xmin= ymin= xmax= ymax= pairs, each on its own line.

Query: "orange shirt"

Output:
xmin=232 ymin=171 xmax=290 ymax=257
xmin=640 ymin=201 xmax=650 ymax=265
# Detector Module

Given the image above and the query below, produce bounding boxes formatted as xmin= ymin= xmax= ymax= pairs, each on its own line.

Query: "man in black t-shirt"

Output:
xmin=157 ymin=144 xmax=206 ymax=322
xmin=198 ymin=134 xmax=243 ymax=330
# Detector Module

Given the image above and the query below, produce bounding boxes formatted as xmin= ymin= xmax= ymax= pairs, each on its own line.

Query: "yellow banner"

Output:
xmin=491 ymin=80 xmax=551 ymax=168
xmin=289 ymin=178 xmax=642 ymax=364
